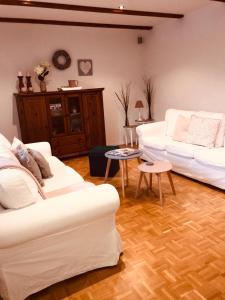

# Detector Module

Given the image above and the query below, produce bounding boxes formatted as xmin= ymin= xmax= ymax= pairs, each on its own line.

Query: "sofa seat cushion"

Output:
xmin=42 ymin=156 xmax=84 ymax=193
xmin=45 ymin=181 xmax=95 ymax=198
xmin=166 ymin=142 xmax=205 ymax=158
xmin=194 ymin=148 xmax=225 ymax=168
xmin=142 ymin=136 xmax=172 ymax=151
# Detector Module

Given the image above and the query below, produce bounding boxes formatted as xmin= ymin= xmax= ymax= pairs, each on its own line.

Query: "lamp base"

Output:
xmin=137 ymin=109 xmax=143 ymax=121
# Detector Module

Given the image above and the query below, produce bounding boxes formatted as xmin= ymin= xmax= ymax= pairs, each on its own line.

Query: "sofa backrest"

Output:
xmin=165 ymin=109 xmax=195 ymax=136
xmin=165 ymin=109 xmax=225 ymax=137
xmin=196 ymin=111 xmax=224 ymax=120
xmin=0 ymin=133 xmax=11 ymax=149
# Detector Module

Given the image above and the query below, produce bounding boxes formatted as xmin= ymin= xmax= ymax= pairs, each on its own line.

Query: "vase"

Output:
xmin=40 ymin=80 xmax=47 ymax=92
xmin=125 ymin=114 xmax=129 ymax=127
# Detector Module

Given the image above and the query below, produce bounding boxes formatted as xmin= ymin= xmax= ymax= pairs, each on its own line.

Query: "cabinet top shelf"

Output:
xmin=14 ymin=88 xmax=104 ymax=97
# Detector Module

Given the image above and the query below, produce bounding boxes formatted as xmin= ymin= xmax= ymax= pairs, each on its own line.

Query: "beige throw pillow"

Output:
xmin=15 ymin=145 xmax=44 ymax=186
xmin=172 ymin=115 xmax=190 ymax=142
xmin=28 ymin=149 xmax=53 ymax=179
xmin=186 ymin=115 xmax=220 ymax=148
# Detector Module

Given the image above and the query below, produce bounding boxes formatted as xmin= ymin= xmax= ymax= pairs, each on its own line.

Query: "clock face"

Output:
xmin=52 ymin=50 xmax=71 ymax=70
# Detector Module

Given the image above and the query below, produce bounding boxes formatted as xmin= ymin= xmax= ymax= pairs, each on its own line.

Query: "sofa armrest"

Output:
xmin=0 ymin=184 xmax=119 ymax=249
xmin=25 ymin=142 xmax=52 ymax=157
xmin=136 ymin=121 xmax=166 ymax=137
xmin=136 ymin=121 xmax=166 ymax=149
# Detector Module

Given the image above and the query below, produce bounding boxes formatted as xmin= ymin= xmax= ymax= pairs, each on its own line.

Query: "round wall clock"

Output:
xmin=52 ymin=50 xmax=71 ymax=70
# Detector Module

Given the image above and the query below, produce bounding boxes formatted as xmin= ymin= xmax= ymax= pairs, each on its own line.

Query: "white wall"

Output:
xmin=0 ymin=23 xmax=146 ymax=144
xmin=144 ymin=2 xmax=225 ymax=120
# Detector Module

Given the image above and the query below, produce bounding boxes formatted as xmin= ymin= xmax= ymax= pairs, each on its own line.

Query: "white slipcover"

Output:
xmin=137 ymin=108 xmax=225 ymax=189
xmin=0 ymin=137 xmax=122 ymax=300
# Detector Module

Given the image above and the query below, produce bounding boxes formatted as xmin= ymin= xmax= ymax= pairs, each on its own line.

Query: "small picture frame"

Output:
xmin=77 ymin=59 xmax=93 ymax=76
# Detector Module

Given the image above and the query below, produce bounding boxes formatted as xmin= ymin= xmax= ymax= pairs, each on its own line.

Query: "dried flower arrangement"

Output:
xmin=34 ymin=62 xmax=50 ymax=81
xmin=115 ymin=83 xmax=131 ymax=127
xmin=143 ymin=76 xmax=153 ymax=120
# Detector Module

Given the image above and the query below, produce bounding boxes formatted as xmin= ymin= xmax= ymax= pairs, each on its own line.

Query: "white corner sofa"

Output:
xmin=0 ymin=134 xmax=122 ymax=300
xmin=136 ymin=109 xmax=225 ymax=190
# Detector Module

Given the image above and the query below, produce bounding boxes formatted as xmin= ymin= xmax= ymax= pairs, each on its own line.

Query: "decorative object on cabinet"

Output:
xmin=78 ymin=59 xmax=93 ymax=76
xmin=143 ymin=76 xmax=153 ymax=121
xmin=52 ymin=50 xmax=71 ymax=70
xmin=135 ymin=100 xmax=144 ymax=121
xmin=34 ymin=62 xmax=50 ymax=92
xmin=68 ymin=80 xmax=78 ymax=87
xmin=15 ymin=88 xmax=106 ymax=158
xmin=17 ymin=73 xmax=26 ymax=93
xmin=39 ymin=81 xmax=47 ymax=92
xmin=25 ymin=73 xmax=33 ymax=93
xmin=58 ymin=86 xmax=82 ymax=91
xmin=115 ymin=82 xmax=131 ymax=127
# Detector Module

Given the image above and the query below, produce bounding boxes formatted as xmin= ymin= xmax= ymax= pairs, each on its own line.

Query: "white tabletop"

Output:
xmin=105 ymin=149 xmax=142 ymax=160
xmin=138 ymin=161 xmax=172 ymax=173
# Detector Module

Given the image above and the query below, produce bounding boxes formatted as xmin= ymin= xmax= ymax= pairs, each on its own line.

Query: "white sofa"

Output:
xmin=0 ymin=135 xmax=122 ymax=300
xmin=137 ymin=109 xmax=225 ymax=190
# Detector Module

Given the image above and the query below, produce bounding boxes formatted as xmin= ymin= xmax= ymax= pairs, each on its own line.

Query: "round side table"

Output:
xmin=104 ymin=149 xmax=147 ymax=198
xmin=136 ymin=160 xmax=176 ymax=206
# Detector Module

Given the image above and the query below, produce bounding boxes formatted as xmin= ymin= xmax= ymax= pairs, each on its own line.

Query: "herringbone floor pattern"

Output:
xmin=29 ymin=155 xmax=225 ymax=300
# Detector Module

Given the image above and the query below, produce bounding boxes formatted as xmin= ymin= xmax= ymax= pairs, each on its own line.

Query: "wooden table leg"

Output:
xmin=119 ymin=160 xmax=125 ymax=198
xmin=136 ymin=171 xmax=144 ymax=198
xmin=125 ymin=159 xmax=129 ymax=186
xmin=137 ymin=157 xmax=148 ymax=189
xmin=149 ymin=173 xmax=152 ymax=190
xmin=104 ymin=158 xmax=112 ymax=182
xmin=157 ymin=173 xmax=163 ymax=206
xmin=124 ymin=128 xmax=128 ymax=146
xmin=167 ymin=171 xmax=176 ymax=195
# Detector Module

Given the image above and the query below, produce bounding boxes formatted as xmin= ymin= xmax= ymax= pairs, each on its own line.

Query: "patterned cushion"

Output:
xmin=186 ymin=115 xmax=220 ymax=148
xmin=15 ymin=145 xmax=44 ymax=186
xmin=196 ymin=112 xmax=225 ymax=148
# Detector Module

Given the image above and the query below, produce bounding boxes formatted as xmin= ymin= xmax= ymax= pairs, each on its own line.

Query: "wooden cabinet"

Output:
xmin=15 ymin=88 xmax=106 ymax=158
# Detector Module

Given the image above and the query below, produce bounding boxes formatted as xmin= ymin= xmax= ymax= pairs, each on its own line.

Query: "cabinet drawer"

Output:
xmin=54 ymin=143 xmax=87 ymax=157
xmin=51 ymin=135 xmax=85 ymax=147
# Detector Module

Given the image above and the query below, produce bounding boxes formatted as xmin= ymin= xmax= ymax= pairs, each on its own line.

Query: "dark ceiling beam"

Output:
xmin=0 ymin=0 xmax=184 ymax=19
xmin=0 ymin=17 xmax=153 ymax=30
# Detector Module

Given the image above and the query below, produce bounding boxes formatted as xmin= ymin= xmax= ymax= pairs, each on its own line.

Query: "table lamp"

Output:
xmin=135 ymin=100 xmax=144 ymax=121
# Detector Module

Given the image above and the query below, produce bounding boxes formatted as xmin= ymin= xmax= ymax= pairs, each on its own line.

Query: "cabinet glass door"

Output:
xmin=48 ymin=97 xmax=66 ymax=136
xmin=67 ymin=95 xmax=83 ymax=133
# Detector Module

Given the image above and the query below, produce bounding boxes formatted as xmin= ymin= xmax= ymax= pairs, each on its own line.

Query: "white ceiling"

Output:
xmin=0 ymin=0 xmax=210 ymax=27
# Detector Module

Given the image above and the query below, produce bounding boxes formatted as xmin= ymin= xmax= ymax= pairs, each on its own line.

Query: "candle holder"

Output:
xmin=17 ymin=76 xmax=26 ymax=93
xmin=26 ymin=76 xmax=33 ymax=93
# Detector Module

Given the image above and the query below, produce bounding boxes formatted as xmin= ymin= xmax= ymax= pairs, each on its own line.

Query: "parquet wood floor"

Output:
xmin=28 ymin=155 xmax=225 ymax=300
